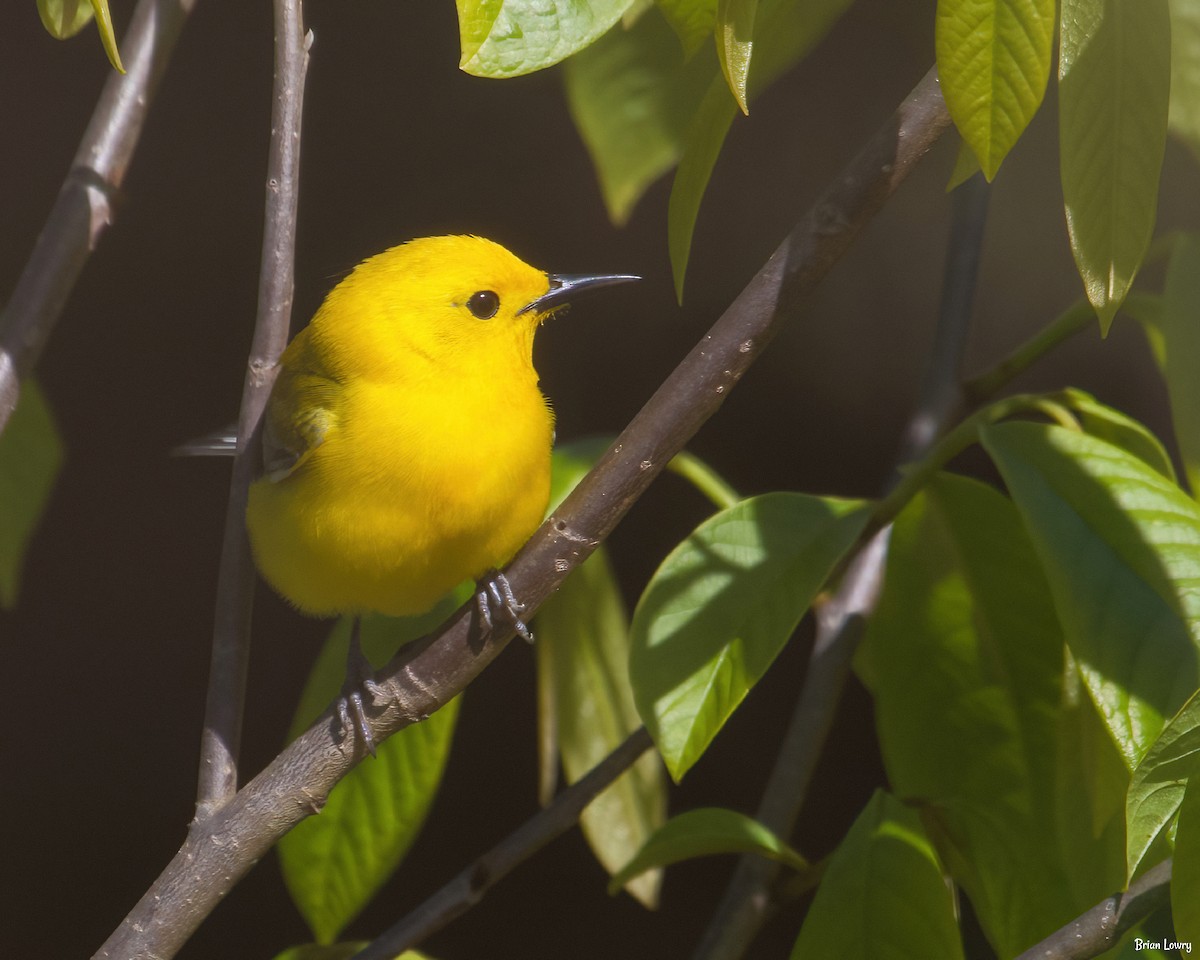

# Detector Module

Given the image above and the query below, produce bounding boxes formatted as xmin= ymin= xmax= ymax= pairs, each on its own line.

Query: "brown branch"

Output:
xmin=91 ymin=65 xmax=952 ymax=960
xmin=1013 ymin=859 xmax=1173 ymax=960
xmin=194 ymin=0 xmax=311 ymax=819
xmin=0 ymin=0 xmax=198 ymax=434
xmin=689 ymin=171 xmax=990 ymax=960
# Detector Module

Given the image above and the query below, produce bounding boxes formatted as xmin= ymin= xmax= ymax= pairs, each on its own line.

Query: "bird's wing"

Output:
xmin=262 ymin=341 xmax=342 ymax=483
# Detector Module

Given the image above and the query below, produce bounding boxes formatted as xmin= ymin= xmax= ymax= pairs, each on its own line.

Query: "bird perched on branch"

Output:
xmin=241 ymin=234 xmax=638 ymax=750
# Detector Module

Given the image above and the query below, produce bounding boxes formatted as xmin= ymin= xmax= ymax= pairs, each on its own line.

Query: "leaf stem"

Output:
xmin=667 ymin=450 xmax=741 ymax=510
xmin=963 ymin=300 xmax=1093 ymax=403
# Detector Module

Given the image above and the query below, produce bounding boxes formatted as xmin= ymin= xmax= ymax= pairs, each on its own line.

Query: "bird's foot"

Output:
xmin=338 ymin=617 xmax=383 ymax=757
xmin=476 ymin=569 xmax=533 ymax=643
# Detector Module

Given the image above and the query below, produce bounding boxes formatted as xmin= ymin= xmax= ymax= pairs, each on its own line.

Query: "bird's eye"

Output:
xmin=467 ymin=290 xmax=500 ymax=320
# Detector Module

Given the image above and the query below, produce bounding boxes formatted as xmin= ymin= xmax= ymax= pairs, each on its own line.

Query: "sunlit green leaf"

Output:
xmin=858 ymin=474 xmax=1108 ymax=955
xmin=1058 ymin=0 xmax=1171 ymax=333
xmin=1067 ymin=389 xmax=1175 ymax=481
xmin=1126 ymin=688 xmax=1200 ymax=880
xmin=89 ymin=0 xmax=124 ymax=72
xmin=0 ymin=381 xmax=63 ymax=609
xmin=658 ymin=0 xmax=718 ymax=56
xmin=946 ymin=138 xmax=983 ymax=191
xmin=37 ymin=0 xmax=125 ymax=72
xmin=936 ymin=0 xmax=1054 ymax=179
xmin=789 ymin=792 xmax=963 ymax=960
xmin=564 ymin=8 xmax=717 ymax=224
xmin=981 ymin=422 xmax=1200 ymax=769
xmin=630 ymin=493 xmax=868 ymax=781
xmin=38 ymin=0 xmax=93 ymax=37
xmin=279 ymin=604 xmax=465 ymax=943
xmin=1169 ymin=0 xmax=1200 ymax=163
xmin=457 ymin=0 xmax=636 ymax=77
xmin=608 ymin=806 xmax=806 ymax=893
xmin=715 ymin=0 xmax=756 ymax=114
xmin=537 ymin=546 xmax=666 ymax=907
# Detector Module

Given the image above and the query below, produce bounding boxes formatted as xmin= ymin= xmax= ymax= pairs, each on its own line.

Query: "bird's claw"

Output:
xmin=477 ymin=569 xmax=533 ymax=643
xmin=339 ymin=618 xmax=383 ymax=756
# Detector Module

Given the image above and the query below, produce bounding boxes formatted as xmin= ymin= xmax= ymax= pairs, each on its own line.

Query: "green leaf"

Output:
xmin=38 ymin=0 xmax=93 ymax=37
xmin=1174 ymin=774 xmax=1200 ymax=948
xmin=657 ymin=0 xmax=718 ymax=56
xmin=981 ymin=421 xmax=1200 ymax=769
xmin=858 ymin=474 xmax=1104 ymax=955
xmin=279 ymin=606 xmax=465 ymax=943
xmin=667 ymin=75 xmax=740 ymax=302
xmin=715 ymin=0 xmax=756 ymax=115
xmin=608 ymin=806 xmax=806 ymax=893
xmin=1058 ymin=0 xmax=1171 ymax=333
xmin=37 ymin=0 xmax=124 ymax=71
xmin=537 ymin=546 xmax=666 ymax=907
xmin=89 ymin=0 xmax=124 ymax=72
xmin=630 ymin=492 xmax=868 ymax=781
xmin=457 ymin=0 xmax=636 ymax=78
xmin=0 ymin=381 xmax=63 ymax=609
xmin=1169 ymin=0 xmax=1200 ymax=163
xmin=564 ymin=8 xmax=718 ymax=225
xmin=1126 ymin=688 xmax=1200 ymax=880
xmin=1158 ymin=234 xmax=1200 ymax=494
xmin=936 ymin=0 xmax=1055 ymax=179
xmin=668 ymin=0 xmax=852 ymax=298
xmin=946 ymin=138 xmax=983 ymax=191
xmin=789 ymin=791 xmax=963 ymax=960
xmin=1066 ymin=389 xmax=1176 ymax=481
xmin=271 ymin=945 xmax=433 ymax=960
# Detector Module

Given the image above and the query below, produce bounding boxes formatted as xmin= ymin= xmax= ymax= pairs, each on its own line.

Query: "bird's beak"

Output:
xmin=518 ymin=272 xmax=641 ymax=316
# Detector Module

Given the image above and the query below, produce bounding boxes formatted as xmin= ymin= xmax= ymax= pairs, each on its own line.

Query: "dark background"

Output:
xmin=2 ymin=1 xmax=1197 ymax=957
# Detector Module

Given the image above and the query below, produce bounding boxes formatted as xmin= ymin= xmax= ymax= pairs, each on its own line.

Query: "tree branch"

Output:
xmin=0 ymin=0 xmax=197 ymax=434
xmin=1013 ymin=859 xmax=1173 ymax=960
xmin=194 ymin=0 xmax=311 ymax=819
xmin=689 ymin=172 xmax=990 ymax=960
xmin=354 ymin=728 xmax=654 ymax=960
xmin=91 ymin=65 xmax=951 ymax=960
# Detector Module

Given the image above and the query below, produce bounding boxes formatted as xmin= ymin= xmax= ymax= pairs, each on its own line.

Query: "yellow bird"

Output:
xmin=243 ymin=235 xmax=637 ymax=748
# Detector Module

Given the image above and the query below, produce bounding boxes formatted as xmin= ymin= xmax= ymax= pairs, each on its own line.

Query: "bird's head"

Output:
xmin=309 ymin=235 xmax=638 ymax=381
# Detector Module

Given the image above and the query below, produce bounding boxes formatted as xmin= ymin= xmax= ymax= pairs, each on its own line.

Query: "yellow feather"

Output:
xmin=246 ymin=235 xmax=562 ymax=617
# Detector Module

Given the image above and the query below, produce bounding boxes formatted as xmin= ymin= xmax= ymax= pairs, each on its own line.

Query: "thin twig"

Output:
xmin=1013 ymin=859 xmax=1172 ymax=960
xmin=194 ymin=0 xmax=311 ymax=819
xmin=92 ymin=66 xmax=951 ymax=960
xmin=0 ymin=0 xmax=198 ymax=434
xmin=690 ymin=172 xmax=991 ymax=960
xmin=354 ymin=728 xmax=654 ymax=960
